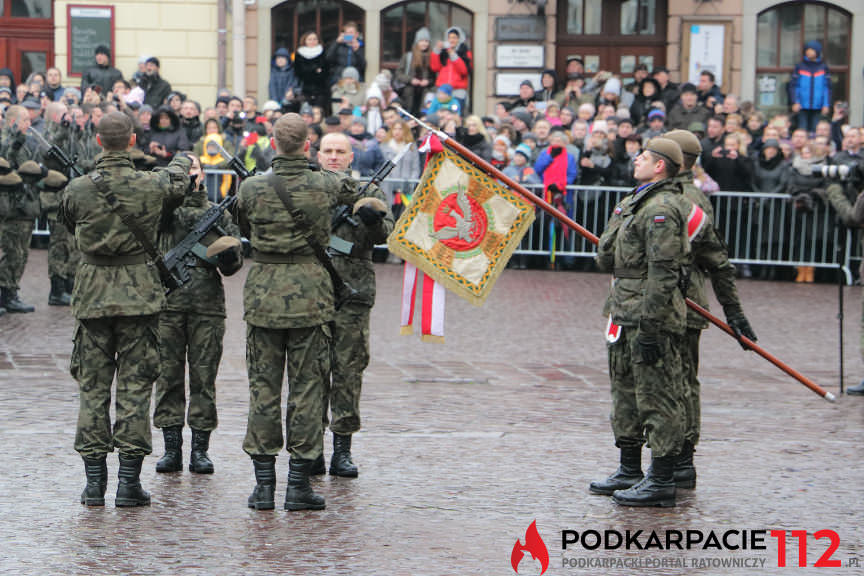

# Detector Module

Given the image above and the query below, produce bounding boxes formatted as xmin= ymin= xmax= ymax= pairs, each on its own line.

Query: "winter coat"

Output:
xmin=629 ymin=79 xmax=663 ymax=126
xmin=181 ymin=116 xmax=203 ymax=147
xmin=141 ymin=74 xmax=173 ymax=109
xmin=269 ymin=47 xmax=298 ymax=102
xmin=534 ymin=147 xmax=579 ymax=184
xmin=579 ymin=148 xmax=613 ymax=186
xmin=667 ymin=103 xmax=711 ymax=131
xmin=80 ymin=63 xmax=123 ymax=96
xmin=331 ymin=81 xmax=366 ymax=115
xmin=456 ymin=131 xmax=491 ymax=162
xmin=149 ymin=107 xmax=191 ymax=166
xmin=430 ymin=27 xmax=472 ymax=92
xmin=294 ymin=46 xmax=330 ymax=108
xmin=791 ymin=40 xmax=831 ymax=111
xmin=327 ymin=38 xmax=366 ymax=84
xmin=348 ymin=132 xmax=385 ymax=177
xmin=752 ymin=152 xmax=789 ymax=195
xmin=703 ymin=152 xmax=754 ymax=192
xmin=502 ymin=163 xmax=541 ymax=186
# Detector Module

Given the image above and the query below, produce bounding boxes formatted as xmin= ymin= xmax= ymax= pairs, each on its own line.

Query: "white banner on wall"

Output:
xmin=688 ymin=24 xmax=724 ymax=86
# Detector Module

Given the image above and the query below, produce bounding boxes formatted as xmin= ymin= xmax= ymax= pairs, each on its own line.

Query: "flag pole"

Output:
xmin=396 ymin=106 xmax=835 ymax=402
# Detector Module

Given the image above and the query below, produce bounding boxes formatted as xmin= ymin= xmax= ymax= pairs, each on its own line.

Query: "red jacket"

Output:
xmin=430 ymin=49 xmax=471 ymax=90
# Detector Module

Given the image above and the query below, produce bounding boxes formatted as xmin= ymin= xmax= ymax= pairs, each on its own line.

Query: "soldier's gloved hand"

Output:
xmin=727 ymin=312 xmax=757 ymax=350
xmin=636 ymin=328 xmax=663 ymax=366
xmin=356 ymin=204 xmax=385 ymax=226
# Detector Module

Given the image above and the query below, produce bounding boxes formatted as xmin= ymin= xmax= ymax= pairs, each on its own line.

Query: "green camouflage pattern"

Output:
xmin=72 ymin=315 xmax=160 ymax=458
xmin=596 ymin=178 xmax=691 ymax=334
xmin=608 ymin=326 xmax=685 ymax=458
xmin=326 ymin=303 xmax=370 ymax=434
xmin=674 ymin=171 xmax=742 ymax=329
xmin=331 ymin=182 xmax=395 ymax=306
xmin=153 ymin=311 xmax=224 ymax=431
xmin=158 ymin=185 xmax=241 ymax=317
xmin=0 ymin=219 xmax=34 ymax=290
xmin=47 ymin=217 xmax=80 ymax=279
xmin=681 ymin=329 xmax=702 ymax=444
xmin=0 ymin=126 xmax=40 ymax=168
xmin=236 ymin=155 xmax=359 ymax=329
xmin=242 ymin=324 xmax=330 ymax=461
xmin=59 ymin=151 xmax=191 ymax=319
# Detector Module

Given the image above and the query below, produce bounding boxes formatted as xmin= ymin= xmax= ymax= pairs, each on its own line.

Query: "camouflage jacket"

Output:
xmin=596 ymin=177 xmax=691 ymax=334
xmin=331 ymin=180 xmax=394 ymax=307
xmin=0 ymin=126 xmax=40 ymax=169
xmin=0 ymin=176 xmax=41 ymax=220
xmin=158 ymin=186 xmax=241 ymax=316
xmin=822 ymin=183 xmax=864 ymax=279
xmin=237 ymin=154 xmax=360 ymax=328
xmin=59 ymin=151 xmax=191 ymax=319
xmin=674 ymin=171 xmax=742 ymax=329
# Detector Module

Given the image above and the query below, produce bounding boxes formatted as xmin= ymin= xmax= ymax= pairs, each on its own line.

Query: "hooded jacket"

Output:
xmin=430 ymin=27 xmax=472 ymax=92
xmin=149 ymin=107 xmax=191 ymax=165
xmin=269 ymin=47 xmax=298 ymax=102
xmin=629 ymin=78 xmax=663 ymax=126
xmin=791 ymin=40 xmax=831 ymax=110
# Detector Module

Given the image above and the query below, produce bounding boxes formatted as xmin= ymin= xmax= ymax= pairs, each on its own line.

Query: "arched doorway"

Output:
xmin=755 ymin=2 xmax=851 ymax=115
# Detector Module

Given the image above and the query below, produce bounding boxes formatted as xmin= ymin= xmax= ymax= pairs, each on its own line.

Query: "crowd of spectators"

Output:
xmin=0 ymin=31 xmax=859 ymax=281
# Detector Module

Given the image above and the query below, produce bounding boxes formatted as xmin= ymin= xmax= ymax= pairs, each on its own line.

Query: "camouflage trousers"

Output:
xmin=0 ymin=218 xmax=33 ymax=290
xmin=243 ymin=324 xmax=330 ymax=461
xmin=681 ymin=329 xmax=702 ymax=445
xmin=325 ymin=303 xmax=370 ymax=435
xmin=48 ymin=218 xmax=80 ymax=279
xmin=71 ymin=314 xmax=160 ymax=459
xmin=608 ymin=326 xmax=685 ymax=458
xmin=153 ymin=311 xmax=225 ymax=431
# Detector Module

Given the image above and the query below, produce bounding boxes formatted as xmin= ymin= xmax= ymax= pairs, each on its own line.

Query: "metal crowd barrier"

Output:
xmin=34 ymin=169 xmax=861 ymax=284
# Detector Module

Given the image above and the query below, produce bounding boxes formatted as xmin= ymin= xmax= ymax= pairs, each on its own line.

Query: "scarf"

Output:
xmin=297 ymin=45 xmax=323 ymax=60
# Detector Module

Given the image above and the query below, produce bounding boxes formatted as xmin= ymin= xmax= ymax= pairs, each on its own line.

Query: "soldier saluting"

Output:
xmin=591 ymin=137 xmax=691 ymax=508
xmin=60 ymin=111 xmax=191 ymax=507
xmin=237 ymin=113 xmax=360 ymax=511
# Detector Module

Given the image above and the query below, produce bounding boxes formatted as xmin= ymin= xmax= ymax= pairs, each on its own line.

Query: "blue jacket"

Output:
xmin=534 ymin=147 xmax=579 ymax=184
xmin=269 ymin=47 xmax=297 ymax=102
xmin=791 ymin=40 xmax=831 ymax=110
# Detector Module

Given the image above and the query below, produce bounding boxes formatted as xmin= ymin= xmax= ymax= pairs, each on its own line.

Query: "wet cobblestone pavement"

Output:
xmin=1 ymin=250 xmax=862 ymax=575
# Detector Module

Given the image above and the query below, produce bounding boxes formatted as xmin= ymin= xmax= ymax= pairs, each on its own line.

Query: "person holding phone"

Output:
xmin=327 ymin=22 xmax=366 ymax=85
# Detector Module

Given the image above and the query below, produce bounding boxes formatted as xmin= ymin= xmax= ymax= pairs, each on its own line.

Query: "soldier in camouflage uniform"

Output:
xmin=237 ymin=113 xmax=359 ymax=511
xmin=664 ymin=130 xmax=757 ymax=487
xmin=0 ymin=159 xmax=43 ymax=312
xmin=39 ymin=169 xmax=74 ymax=306
xmin=0 ymin=106 xmax=40 ymax=312
xmin=820 ymin=179 xmax=864 ymax=395
xmin=59 ymin=112 xmax=191 ymax=507
xmin=591 ymin=138 xmax=691 ymax=508
xmin=153 ymin=154 xmax=243 ymax=475
xmin=0 ymin=163 xmax=20 ymax=317
xmin=314 ymin=132 xmax=394 ymax=478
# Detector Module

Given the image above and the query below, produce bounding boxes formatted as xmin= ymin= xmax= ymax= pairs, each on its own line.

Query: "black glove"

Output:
xmin=792 ymin=192 xmax=814 ymax=213
xmin=636 ymin=328 xmax=663 ymax=366
xmin=356 ymin=204 xmax=385 ymax=226
xmin=726 ymin=312 xmax=757 ymax=350
xmin=549 ymin=146 xmax=563 ymax=158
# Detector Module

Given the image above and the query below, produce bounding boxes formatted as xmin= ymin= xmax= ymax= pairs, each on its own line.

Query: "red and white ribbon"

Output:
xmin=687 ymin=203 xmax=706 ymax=242
xmin=400 ymin=262 xmax=446 ymax=343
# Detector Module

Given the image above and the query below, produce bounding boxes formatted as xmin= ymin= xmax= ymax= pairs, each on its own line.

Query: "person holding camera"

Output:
xmin=327 ymin=22 xmax=366 ymax=85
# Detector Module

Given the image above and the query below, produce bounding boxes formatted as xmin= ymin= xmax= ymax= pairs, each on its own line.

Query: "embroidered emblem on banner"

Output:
xmin=387 ymin=146 xmax=536 ymax=305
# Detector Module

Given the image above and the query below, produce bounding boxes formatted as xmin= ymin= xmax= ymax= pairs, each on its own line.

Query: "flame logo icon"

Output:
xmin=511 ymin=520 xmax=550 ymax=575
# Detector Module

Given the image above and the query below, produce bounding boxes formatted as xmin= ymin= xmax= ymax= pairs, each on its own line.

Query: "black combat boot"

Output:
xmin=248 ymin=456 xmax=276 ymax=510
xmin=847 ymin=380 xmax=864 ymax=396
xmin=48 ymin=276 xmax=72 ymax=306
xmin=310 ymin=453 xmax=326 ymax=476
xmin=1 ymin=287 xmax=35 ymax=313
xmin=285 ymin=458 xmax=326 ymax=511
xmin=189 ymin=429 xmax=214 ymax=474
xmin=612 ymin=454 xmax=677 ymax=507
xmin=329 ymin=434 xmax=358 ymax=477
xmin=80 ymin=456 xmax=108 ymax=506
xmin=589 ymin=446 xmax=643 ymax=495
xmin=674 ymin=440 xmax=697 ymax=489
xmin=116 ymin=456 xmax=151 ymax=507
xmin=155 ymin=426 xmax=183 ymax=473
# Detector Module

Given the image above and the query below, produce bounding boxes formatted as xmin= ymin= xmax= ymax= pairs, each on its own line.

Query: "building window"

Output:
xmin=10 ymin=0 xmax=50 ymax=18
xmin=380 ymin=1 xmax=473 ymax=71
xmin=556 ymin=0 xmax=666 ymax=79
xmin=271 ymin=0 xmax=364 ymax=55
xmin=755 ymin=2 xmax=850 ymax=113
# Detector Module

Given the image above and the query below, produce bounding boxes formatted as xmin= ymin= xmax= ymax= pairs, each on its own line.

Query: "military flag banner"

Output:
xmin=387 ymin=140 xmax=536 ymax=306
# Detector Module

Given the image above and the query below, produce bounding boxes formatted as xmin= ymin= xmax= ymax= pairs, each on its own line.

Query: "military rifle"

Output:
xmin=162 ymin=148 xmax=254 ymax=293
xmin=27 ymin=126 xmax=84 ymax=178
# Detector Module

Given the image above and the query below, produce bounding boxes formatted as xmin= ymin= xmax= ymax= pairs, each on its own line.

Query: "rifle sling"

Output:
xmin=89 ymin=171 xmax=173 ymax=282
xmin=266 ymin=172 xmax=346 ymax=288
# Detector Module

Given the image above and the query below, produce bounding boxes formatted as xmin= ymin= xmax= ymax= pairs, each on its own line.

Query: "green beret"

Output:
xmin=664 ymin=129 xmax=702 ymax=157
xmin=0 ymin=170 xmax=23 ymax=188
xmin=42 ymin=169 xmax=69 ymax=190
xmin=645 ymin=137 xmax=683 ymax=172
xmin=17 ymin=160 xmax=43 ymax=176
